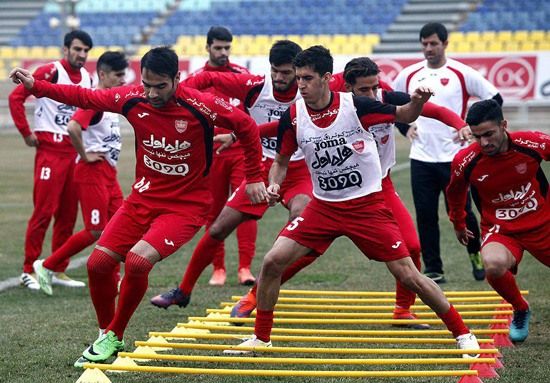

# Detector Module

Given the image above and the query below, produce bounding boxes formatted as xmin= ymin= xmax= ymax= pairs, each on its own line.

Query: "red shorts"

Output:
xmin=97 ymin=200 xmax=207 ymax=258
xmin=280 ymin=192 xmax=410 ymax=262
xmin=77 ymin=181 xmax=123 ymax=230
xmin=226 ymin=157 xmax=312 ymax=218
xmin=481 ymin=222 xmax=550 ymax=272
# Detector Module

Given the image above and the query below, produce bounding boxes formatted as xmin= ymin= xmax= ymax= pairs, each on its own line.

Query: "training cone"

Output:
xmin=491 ymin=333 xmax=515 ymax=348
xmin=206 ymin=312 xmax=231 ymax=326
xmin=146 ymin=335 xmax=172 ymax=351
xmin=166 ymin=325 xmax=195 ymax=341
xmin=471 ymin=362 xmax=500 ymax=378
xmin=76 ymin=367 xmax=112 ymax=383
xmin=108 ymin=356 xmax=139 ymax=373
xmin=480 ymin=354 xmax=504 ymax=369
xmin=131 ymin=346 xmax=158 ymax=362
xmin=221 ymin=306 xmax=233 ymax=313
xmin=479 ymin=342 xmax=503 ymax=358
xmin=457 ymin=374 xmax=484 ymax=383
xmin=490 ymin=322 xmax=509 ymax=330
xmin=187 ymin=320 xmax=211 ymax=333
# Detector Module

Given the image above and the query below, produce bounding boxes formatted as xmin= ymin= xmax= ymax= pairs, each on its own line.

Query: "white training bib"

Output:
xmin=34 ymin=61 xmax=92 ymax=135
xmin=295 ymin=92 xmax=383 ymax=202
xmin=78 ymin=111 xmax=122 ymax=167
xmin=247 ymin=74 xmax=304 ymax=161
xmin=369 ymin=89 xmax=396 ymax=179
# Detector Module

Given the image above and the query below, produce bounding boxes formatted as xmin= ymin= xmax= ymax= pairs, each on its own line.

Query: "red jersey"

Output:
xmin=448 ymin=131 xmax=550 ymax=234
xmin=9 ymin=59 xmax=86 ymax=152
xmin=29 ymin=80 xmax=264 ymax=216
xmin=329 ymin=72 xmax=393 ymax=92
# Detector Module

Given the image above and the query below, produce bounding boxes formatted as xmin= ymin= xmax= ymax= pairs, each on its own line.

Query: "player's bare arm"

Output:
xmin=23 ymin=133 xmax=40 ymax=147
xmin=266 ymin=153 xmax=291 ymax=206
xmin=455 ymin=228 xmax=475 ymax=246
xmin=395 ymin=86 xmax=434 ymax=124
xmin=67 ymin=120 xmax=104 ymax=163
xmin=10 ymin=68 xmax=35 ymax=89
xmin=212 ymin=133 xmax=235 ymax=154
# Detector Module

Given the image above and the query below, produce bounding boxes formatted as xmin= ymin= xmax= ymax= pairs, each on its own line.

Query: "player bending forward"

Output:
xmin=10 ymin=46 xmax=266 ymax=366
xmin=448 ymin=99 xmax=550 ymax=342
xmin=224 ymin=46 xmax=480 ymax=357
xmin=33 ymin=51 xmax=129 ymax=296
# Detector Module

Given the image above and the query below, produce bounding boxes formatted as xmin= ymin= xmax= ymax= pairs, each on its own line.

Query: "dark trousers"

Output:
xmin=410 ymin=159 xmax=481 ymax=274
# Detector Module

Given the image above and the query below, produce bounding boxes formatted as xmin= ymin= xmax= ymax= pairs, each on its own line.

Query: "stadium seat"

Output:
xmin=513 ymin=31 xmax=529 ymax=42
xmin=487 ymin=41 xmax=504 ymax=52
xmin=496 ymin=31 xmax=513 ymax=42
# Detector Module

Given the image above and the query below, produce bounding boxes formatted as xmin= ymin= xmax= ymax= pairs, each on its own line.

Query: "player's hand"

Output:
xmin=410 ymin=86 xmax=434 ymax=104
xmin=9 ymin=68 xmax=35 ymax=89
xmin=83 ymin=152 xmax=105 ymax=163
xmin=23 ymin=133 xmax=40 ymax=147
xmin=455 ymin=228 xmax=474 ymax=246
xmin=213 ymin=133 xmax=234 ymax=154
xmin=245 ymin=181 xmax=267 ymax=204
xmin=455 ymin=125 xmax=473 ymax=146
xmin=406 ymin=125 xmax=418 ymax=142
xmin=266 ymin=183 xmax=281 ymax=206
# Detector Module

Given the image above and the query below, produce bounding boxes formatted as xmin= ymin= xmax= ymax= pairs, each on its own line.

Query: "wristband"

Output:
xmin=230 ymin=132 xmax=237 ymax=143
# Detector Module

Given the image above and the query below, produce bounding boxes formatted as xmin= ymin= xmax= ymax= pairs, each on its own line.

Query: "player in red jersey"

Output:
xmin=149 ymin=40 xmax=311 ymax=309
xmin=9 ymin=30 xmax=93 ymax=290
xmin=448 ymin=100 xmax=550 ymax=342
xmin=32 ymin=51 xmax=130 ymax=296
xmin=189 ymin=26 xmax=257 ymax=285
xmin=224 ymin=46 xmax=480 ymax=357
xmin=10 ymin=46 xmax=266 ymax=365
xmin=229 ymin=57 xmax=472 ymax=329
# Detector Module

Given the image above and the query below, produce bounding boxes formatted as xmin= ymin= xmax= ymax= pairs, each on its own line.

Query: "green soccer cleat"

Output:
xmin=33 ymin=260 xmax=54 ymax=296
xmin=509 ymin=306 xmax=530 ymax=342
xmin=82 ymin=330 xmax=124 ymax=362
xmin=469 ymin=252 xmax=486 ymax=281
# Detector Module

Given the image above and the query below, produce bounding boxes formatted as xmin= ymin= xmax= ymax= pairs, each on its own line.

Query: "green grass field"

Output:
xmin=1 ymin=132 xmax=549 ymax=383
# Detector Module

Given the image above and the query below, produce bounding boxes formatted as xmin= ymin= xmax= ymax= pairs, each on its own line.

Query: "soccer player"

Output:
xmin=448 ymin=99 xmax=550 ymax=342
xmin=224 ymin=46 xmax=480 ymax=356
xmin=230 ymin=57 xmax=472 ymax=329
xmin=149 ymin=40 xmax=311 ymax=309
xmin=33 ymin=51 xmax=130 ymax=296
xmin=393 ymin=22 xmax=503 ymax=283
xmin=9 ymin=30 xmax=93 ymax=290
xmin=189 ymin=26 xmax=257 ymax=286
xmin=10 ymin=46 xmax=266 ymax=365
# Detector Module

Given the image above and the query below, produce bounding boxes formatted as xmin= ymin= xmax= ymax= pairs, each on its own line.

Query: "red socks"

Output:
xmin=44 ymin=230 xmax=96 ymax=271
xmin=237 ymin=219 xmax=257 ymax=269
xmin=254 ymin=309 xmax=274 ymax=342
xmin=439 ymin=305 xmax=470 ymax=338
xmin=106 ymin=252 xmax=153 ymax=339
xmin=179 ymin=232 xmax=223 ymax=295
xmin=395 ymin=252 xmax=422 ymax=310
xmin=487 ymin=270 xmax=529 ymax=311
xmin=87 ymin=248 xmax=120 ymax=329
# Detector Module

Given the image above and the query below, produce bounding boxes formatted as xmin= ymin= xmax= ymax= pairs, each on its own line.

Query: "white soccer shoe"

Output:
xmin=33 ymin=260 xmax=54 ymax=296
xmin=20 ymin=272 xmax=40 ymax=290
xmin=456 ymin=332 xmax=481 ymax=358
xmin=52 ymin=272 xmax=86 ymax=287
xmin=223 ymin=335 xmax=273 ymax=354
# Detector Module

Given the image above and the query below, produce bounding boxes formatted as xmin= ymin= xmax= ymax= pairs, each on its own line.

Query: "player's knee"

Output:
xmin=261 ymin=251 xmax=287 ymax=278
xmin=125 ymin=252 xmax=154 ymax=277
xmin=87 ymin=248 xmax=118 ymax=274
xmin=208 ymin=220 xmax=233 ymax=241
xmin=484 ymin=260 xmax=507 ymax=278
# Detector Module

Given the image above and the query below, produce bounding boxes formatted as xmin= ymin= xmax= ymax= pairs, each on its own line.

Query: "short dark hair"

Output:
xmin=343 ymin=57 xmax=381 ymax=86
xmin=64 ymin=30 xmax=93 ymax=49
xmin=206 ymin=26 xmax=233 ymax=45
xmin=269 ymin=40 xmax=302 ymax=67
xmin=419 ymin=22 xmax=448 ymax=43
xmin=292 ymin=45 xmax=333 ymax=77
xmin=466 ymin=99 xmax=504 ymax=126
xmin=141 ymin=46 xmax=179 ymax=79
xmin=97 ymin=51 xmax=129 ymax=73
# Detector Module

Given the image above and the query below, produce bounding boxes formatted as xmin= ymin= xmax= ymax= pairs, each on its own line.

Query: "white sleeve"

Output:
xmin=463 ymin=65 xmax=499 ymax=100
xmin=392 ymin=69 xmax=408 ymax=93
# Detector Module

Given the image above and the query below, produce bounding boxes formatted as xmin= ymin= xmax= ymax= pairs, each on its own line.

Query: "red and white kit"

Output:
xmin=448 ymin=131 xmax=550 ymax=267
xmin=28 ymin=79 xmax=264 ymax=259
xmin=187 ymin=61 xmax=255 ymax=269
xmin=277 ymin=91 xmax=409 ymax=261
xmin=9 ymin=59 xmax=92 ymax=273
xmin=183 ymin=71 xmax=312 ymax=218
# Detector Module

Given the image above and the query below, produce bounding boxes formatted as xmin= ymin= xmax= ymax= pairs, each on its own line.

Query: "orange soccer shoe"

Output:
xmin=238 ymin=268 xmax=256 ymax=286
xmin=209 ymin=268 xmax=227 ymax=286
xmin=392 ymin=308 xmax=430 ymax=330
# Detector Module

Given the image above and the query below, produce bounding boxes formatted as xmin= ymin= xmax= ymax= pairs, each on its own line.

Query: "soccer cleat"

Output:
xmin=230 ymin=291 xmax=257 ymax=326
xmin=82 ymin=330 xmax=124 ymax=362
xmin=150 ymin=287 xmax=191 ymax=309
xmin=20 ymin=272 xmax=40 ymax=290
xmin=469 ymin=252 xmax=486 ymax=281
xmin=392 ymin=309 xmax=430 ymax=330
xmin=223 ymin=335 xmax=272 ymax=354
xmin=455 ymin=332 xmax=480 ymax=359
xmin=75 ymin=336 xmax=125 ymax=367
xmin=209 ymin=268 xmax=226 ymax=285
xmin=52 ymin=272 xmax=86 ymax=287
xmin=424 ymin=272 xmax=446 ymax=284
xmin=33 ymin=260 xmax=54 ymax=296
xmin=238 ymin=268 xmax=256 ymax=286
xmin=509 ymin=306 xmax=530 ymax=342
